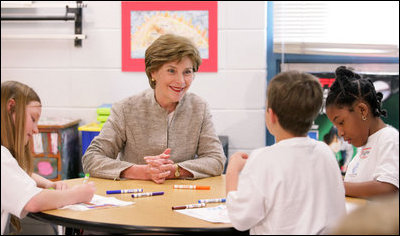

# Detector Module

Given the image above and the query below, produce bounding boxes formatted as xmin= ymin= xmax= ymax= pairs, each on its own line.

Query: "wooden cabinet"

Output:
xmin=30 ymin=119 xmax=81 ymax=181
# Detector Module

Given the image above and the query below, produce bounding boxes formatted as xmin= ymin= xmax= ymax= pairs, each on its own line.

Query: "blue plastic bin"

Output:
xmin=78 ymin=123 xmax=101 ymax=155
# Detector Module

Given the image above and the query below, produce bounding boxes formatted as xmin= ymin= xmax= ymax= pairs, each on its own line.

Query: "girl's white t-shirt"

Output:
xmin=1 ymin=146 xmax=42 ymax=234
xmin=344 ymin=126 xmax=399 ymax=188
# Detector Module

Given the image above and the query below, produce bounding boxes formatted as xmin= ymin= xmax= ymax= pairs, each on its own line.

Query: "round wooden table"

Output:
xmin=30 ymin=175 xmax=244 ymax=234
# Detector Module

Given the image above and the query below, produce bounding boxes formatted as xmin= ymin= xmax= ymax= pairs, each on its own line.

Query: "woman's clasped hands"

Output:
xmin=144 ymin=148 xmax=175 ymax=184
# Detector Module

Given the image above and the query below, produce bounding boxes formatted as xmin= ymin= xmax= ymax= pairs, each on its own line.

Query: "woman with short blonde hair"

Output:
xmin=83 ymin=34 xmax=226 ymax=183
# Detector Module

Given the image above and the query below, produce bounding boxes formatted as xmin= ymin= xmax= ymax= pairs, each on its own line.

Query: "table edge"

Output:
xmin=28 ymin=212 xmax=239 ymax=234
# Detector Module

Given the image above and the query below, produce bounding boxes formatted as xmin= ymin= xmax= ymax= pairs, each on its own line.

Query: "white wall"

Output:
xmin=1 ymin=1 xmax=267 ymax=157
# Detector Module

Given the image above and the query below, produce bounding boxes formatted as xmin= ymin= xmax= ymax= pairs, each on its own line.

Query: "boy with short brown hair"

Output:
xmin=226 ymin=71 xmax=346 ymax=234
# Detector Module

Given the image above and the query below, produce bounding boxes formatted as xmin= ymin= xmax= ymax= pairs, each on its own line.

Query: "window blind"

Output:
xmin=273 ymin=1 xmax=399 ymax=57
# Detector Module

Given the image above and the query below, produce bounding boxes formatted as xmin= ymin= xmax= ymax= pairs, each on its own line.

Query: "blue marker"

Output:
xmin=132 ymin=191 xmax=164 ymax=198
xmin=106 ymin=188 xmax=143 ymax=194
xmin=198 ymin=198 xmax=226 ymax=204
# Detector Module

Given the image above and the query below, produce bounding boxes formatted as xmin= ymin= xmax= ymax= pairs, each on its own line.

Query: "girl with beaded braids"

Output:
xmin=325 ymin=66 xmax=398 ymax=199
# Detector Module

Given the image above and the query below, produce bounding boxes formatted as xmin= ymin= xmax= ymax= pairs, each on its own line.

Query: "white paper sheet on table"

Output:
xmin=175 ymin=204 xmax=230 ymax=223
xmin=59 ymin=194 xmax=134 ymax=211
xmin=177 ymin=203 xmax=359 ymax=223
xmin=345 ymin=202 xmax=360 ymax=214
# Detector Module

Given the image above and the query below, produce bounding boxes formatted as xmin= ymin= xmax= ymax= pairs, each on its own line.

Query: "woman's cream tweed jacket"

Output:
xmin=82 ymin=88 xmax=226 ymax=180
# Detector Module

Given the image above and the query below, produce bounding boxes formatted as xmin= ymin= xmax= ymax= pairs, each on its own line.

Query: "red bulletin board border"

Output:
xmin=121 ymin=1 xmax=218 ymax=72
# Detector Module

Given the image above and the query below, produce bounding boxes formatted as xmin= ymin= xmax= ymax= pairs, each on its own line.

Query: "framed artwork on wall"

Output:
xmin=121 ymin=1 xmax=218 ymax=72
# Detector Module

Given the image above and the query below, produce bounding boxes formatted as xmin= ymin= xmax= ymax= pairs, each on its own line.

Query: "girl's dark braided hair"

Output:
xmin=326 ymin=66 xmax=387 ymax=118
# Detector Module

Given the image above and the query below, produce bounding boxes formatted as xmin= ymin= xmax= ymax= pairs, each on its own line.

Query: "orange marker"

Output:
xmin=173 ymin=185 xmax=210 ymax=190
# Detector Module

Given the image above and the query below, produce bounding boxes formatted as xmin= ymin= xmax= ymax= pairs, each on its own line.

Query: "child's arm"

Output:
xmin=24 ymin=182 xmax=96 ymax=212
xmin=344 ymin=180 xmax=398 ymax=198
xmin=31 ymin=173 xmax=68 ymax=190
xmin=226 ymin=152 xmax=248 ymax=194
xmin=31 ymin=173 xmax=51 ymax=188
xmin=225 ymin=152 xmax=266 ymax=232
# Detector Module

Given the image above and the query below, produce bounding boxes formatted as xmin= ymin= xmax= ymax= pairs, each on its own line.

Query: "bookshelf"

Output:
xmin=30 ymin=118 xmax=81 ymax=181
